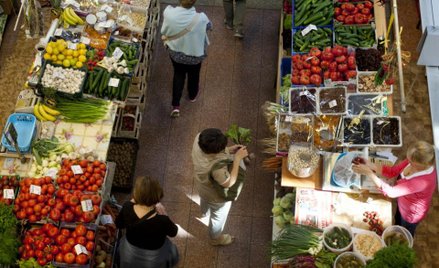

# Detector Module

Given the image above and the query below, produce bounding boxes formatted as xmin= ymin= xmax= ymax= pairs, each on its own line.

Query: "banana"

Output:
xmin=42 ymin=104 xmax=61 ymax=116
xmin=61 ymin=12 xmax=70 ymax=28
xmin=38 ymin=103 xmax=56 ymax=121
xmin=62 ymin=9 xmax=77 ymax=26
xmin=66 ymin=7 xmax=84 ymax=25
xmin=33 ymin=103 xmax=46 ymax=122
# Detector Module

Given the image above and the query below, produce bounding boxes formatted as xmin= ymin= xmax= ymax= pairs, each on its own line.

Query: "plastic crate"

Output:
xmin=118 ymin=105 xmax=142 ymax=139
xmin=371 ymin=116 xmax=402 ymax=147
xmin=342 ymin=115 xmax=372 ymax=147
xmin=1 ymin=113 xmax=37 ymax=152
xmin=357 ymin=71 xmax=393 ymax=95
xmin=292 ymin=0 xmax=334 ymax=28
xmin=39 ymin=61 xmax=87 ymax=98
xmin=292 ymin=25 xmax=333 ymax=53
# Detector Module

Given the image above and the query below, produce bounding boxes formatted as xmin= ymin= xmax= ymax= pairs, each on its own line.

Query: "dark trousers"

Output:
xmin=394 ymin=205 xmax=419 ymax=237
xmin=171 ymin=59 xmax=201 ymax=107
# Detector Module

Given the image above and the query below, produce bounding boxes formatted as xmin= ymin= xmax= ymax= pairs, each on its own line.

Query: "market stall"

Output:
xmin=0 ymin=0 xmax=159 ymax=267
xmin=269 ymin=1 xmax=415 ymax=267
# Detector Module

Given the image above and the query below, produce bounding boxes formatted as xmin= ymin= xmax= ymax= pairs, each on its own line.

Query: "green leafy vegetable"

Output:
xmin=32 ymin=137 xmax=74 ymax=165
xmin=0 ymin=203 xmax=20 ymax=265
xmin=366 ymin=243 xmax=416 ymax=268
xmin=55 ymin=94 xmax=110 ymax=123
xmin=17 ymin=257 xmax=56 ymax=268
xmin=280 ymin=74 xmax=292 ymax=105
xmin=225 ymin=124 xmax=252 ymax=145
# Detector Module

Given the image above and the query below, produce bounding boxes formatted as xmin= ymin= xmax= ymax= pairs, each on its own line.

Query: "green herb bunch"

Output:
xmin=225 ymin=124 xmax=252 ymax=145
xmin=366 ymin=243 xmax=416 ymax=268
xmin=0 ymin=203 xmax=20 ymax=265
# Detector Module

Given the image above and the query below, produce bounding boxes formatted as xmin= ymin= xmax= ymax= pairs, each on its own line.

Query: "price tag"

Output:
xmin=80 ymin=37 xmax=90 ymax=45
xmin=112 ymin=47 xmax=124 ymax=60
xmin=54 ymin=28 xmax=63 ymax=36
xmin=132 ymin=37 xmax=138 ymax=43
xmin=377 ymin=120 xmax=385 ymax=125
xmin=285 ymin=115 xmax=292 ymax=122
xmin=299 ymin=90 xmax=308 ymax=96
xmin=30 ymin=185 xmax=41 ymax=195
xmin=100 ymin=4 xmax=113 ymax=13
xmin=71 ymin=165 xmax=83 ymax=175
xmin=104 ymin=20 xmax=114 ymax=28
xmin=74 ymin=244 xmax=89 ymax=255
xmin=100 ymin=214 xmax=114 ymax=225
xmin=81 ymin=199 xmax=93 ymax=212
xmin=68 ymin=42 xmax=78 ymax=50
xmin=301 ymin=24 xmax=317 ymax=36
xmin=45 ymin=168 xmax=58 ymax=179
xmin=3 ymin=189 xmax=14 ymax=199
xmin=108 ymin=78 xmax=120 ymax=87
xmin=328 ymin=100 xmax=338 ymax=108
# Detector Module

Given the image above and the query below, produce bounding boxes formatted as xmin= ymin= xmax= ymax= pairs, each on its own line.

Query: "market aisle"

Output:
xmin=131 ymin=5 xmax=279 ymax=268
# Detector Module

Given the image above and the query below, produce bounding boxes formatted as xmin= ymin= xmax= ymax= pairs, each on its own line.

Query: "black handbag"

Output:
xmin=209 ymin=159 xmax=246 ymax=201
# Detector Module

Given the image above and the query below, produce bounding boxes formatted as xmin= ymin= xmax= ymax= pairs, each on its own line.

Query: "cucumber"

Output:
xmin=91 ymin=69 xmax=104 ymax=94
xmin=99 ymin=71 xmax=110 ymax=97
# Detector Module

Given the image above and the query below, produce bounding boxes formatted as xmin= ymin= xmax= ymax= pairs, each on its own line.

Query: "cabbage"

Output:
xmin=273 ymin=197 xmax=281 ymax=206
xmin=275 ymin=215 xmax=287 ymax=228
xmin=280 ymin=195 xmax=293 ymax=209
xmin=283 ymin=211 xmax=294 ymax=222
xmin=272 ymin=205 xmax=284 ymax=216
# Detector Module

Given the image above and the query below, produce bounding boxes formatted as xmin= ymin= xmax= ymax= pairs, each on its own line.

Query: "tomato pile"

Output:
xmin=335 ymin=1 xmax=374 ymax=24
xmin=19 ymin=223 xmax=59 ymax=266
xmin=0 ymin=175 xmax=19 ymax=205
xmin=56 ymin=159 xmax=106 ymax=192
xmin=291 ymin=47 xmax=324 ymax=86
xmin=14 ymin=177 xmax=56 ymax=222
xmin=52 ymin=224 xmax=95 ymax=265
xmin=52 ymin=189 xmax=102 ymax=223
xmin=321 ymin=46 xmax=357 ymax=82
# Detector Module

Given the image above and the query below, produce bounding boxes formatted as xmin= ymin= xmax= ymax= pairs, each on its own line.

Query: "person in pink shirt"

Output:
xmin=353 ymin=141 xmax=437 ymax=236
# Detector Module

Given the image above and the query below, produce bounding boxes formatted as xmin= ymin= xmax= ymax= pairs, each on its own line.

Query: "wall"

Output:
xmin=160 ymin=0 xmax=282 ymax=9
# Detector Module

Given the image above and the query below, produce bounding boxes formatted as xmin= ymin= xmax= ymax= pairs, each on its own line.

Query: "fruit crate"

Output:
xmin=107 ymin=138 xmax=139 ymax=191
xmin=0 ymin=175 xmax=20 ymax=205
xmin=292 ymin=26 xmax=334 ymax=53
xmin=333 ymin=1 xmax=374 ymax=26
xmin=118 ymin=105 xmax=142 ymax=139
xmin=52 ymin=222 xmax=98 ymax=268
xmin=292 ymin=0 xmax=334 ymax=27
xmin=19 ymin=223 xmax=59 ymax=267
xmin=334 ymin=24 xmax=377 ymax=48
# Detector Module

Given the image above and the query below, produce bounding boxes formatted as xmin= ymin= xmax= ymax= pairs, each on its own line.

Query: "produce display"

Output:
xmin=33 ymin=102 xmax=61 ymax=122
xmin=287 ymin=145 xmax=319 ymax=178
xmin=84 ymin=68 xmax=132 ymax=100
xmin=320 ymin=46 xmax=357 ymax=82
xmin=53 ymin=189 xmax=102 ymax=223
xmin=41 ymin=64 xmax=86 ymax=94
xmin=372 ymin=117 xmax=401 ymax=146
xmin=335 ymin=26 xmax=376 ymax=47
xmin=334 ymin=1 xmax=374 ymax=25
xmin=294 ymin=0 xmax=333 ymax=26
xmin=60 ymin=7 xmax=85 ymax=28
xmin=0 ymin=175 xmax=19 ymax=205
xmin=0 ymin=203 xmax=20 ymax=266
xmin=366 ymin=243 xmax=416 ymax=268
xmin=353 ymin=232 xmax=384 ymax=259
xmin=292 ymin=48 xmax=323 ymax=86
xmin=118 ymin=5 xmax=148 ymax=30
xmin=105 ymin=39 xmax=139 ymax=74
xmin=293 ymin=28 xmax=332 ymax=52
xmin=54 ymin=94 xmax=110 ymax=123
xmin=86 ymin=48 xmax=106 ymax=71
xmin=323 ymin=225 xmax=352 ymax=250
xmin=343 ymin=117 xmax=371 ymax=145
xmin=334 ymin=252 xmax=365 ymax=268
xmin=107 ymin=139 xmax=138 ymax=189
xmin=56 ymin=159 xmax=106 ymax=192
xmin=14 ymin=177 xmax=56 ymax=222
xmin=357 ymin=72 xmax=392 ymax=93
xmin=289 ymin=88 xmax=317 ymax=114
xmin=356 ymin=48 xmax=382 ymax=71
xmin=318 ymin=87 xmax=347 ymax=114
xmin=43 ymin=39 xmax=88 ymax=68
xmin=93 ymin=203 xmax=119 ymax=268
xmin=19 ymin=223 xmax=58 ymax=265
xmin=272 ymin=193 xmax=295 ymax=228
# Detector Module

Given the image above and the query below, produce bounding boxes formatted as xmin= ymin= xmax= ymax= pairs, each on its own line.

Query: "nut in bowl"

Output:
xmin=382 ymin=225 xmax=413 ymax=248
xmin=334 ymin=251 xmax=366 ymax=268
xmin=353 ymin=231 xmax=385 ymax=260
xmin=323 ymin=223 xmax=353 ymax=253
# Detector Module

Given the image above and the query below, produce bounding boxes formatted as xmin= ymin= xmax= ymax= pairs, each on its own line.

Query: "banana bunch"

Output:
xmin=34 ymin=102 xmax=61 ymax=122
xmin=61 ymin=7 xmax=84 ymax=28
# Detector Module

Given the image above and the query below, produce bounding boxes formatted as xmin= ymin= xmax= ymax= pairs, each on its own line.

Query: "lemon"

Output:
xmin=78 ymin=55 xmax=86 ymax=63
xmin=46 ymin=46 xmax=53 ymax=54
xmin=55 ymin=60 xmax=63 ymax=65
xmin=70 ymin=58 xmax=77 ymax=66
xmin=52 ymin=48 xmax=59 ymax=55
xmin=56 ymin=39 xmax=63 ymax=45
xmin=66 ymin=49 xmax=73 ymax=56
xmin=75 ymin=61 xmax=83 ymax=68
xmin=67 ymin=55 xmax=73 ymax=60
xmin=79 ymin=49 xmax=86 ymax=56
xmin=63 ymin=59 xmax=71 ymax=67
xmin=57 ymin=54 xmax=65 ymax=60
xmin=77 ymin=43 xmax=85 ymax=50
xmin=51 ymin=55 xmax=58 ymax=61
xmin=43 ymin=53 xmax=51 ymax=60
xmin=73 ymin=51 xmax=79 ymax=57
xmin=58 ymin=44 xmax=66 ymax=52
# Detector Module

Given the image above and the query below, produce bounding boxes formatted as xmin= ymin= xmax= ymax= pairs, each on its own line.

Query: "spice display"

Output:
xmin=347 ymin=94 xmax=383 ymax=115
xmin=288 ymin=145 xmax=319 ymax=178
xmin=343 ymin=117 xmax=371 ymax=145
xmin=314 ymin=115 xmax=341 ymax=150
xmin=290 ymin=116 xmax=313 ymax=143
xmin=353 ymin=233 xmax=384 ymax=259
xmin=372 ymin=117 xmax=401 ymax=146
xmin=357 ymin=72 xmax=392 ymax=93
xmin=319 ymin=87 xmax=347 ymax=114
xmin=356 ymin=48 xmax=382 ymax=71
xmin=289 ymin=88 xmax=317 ymax=114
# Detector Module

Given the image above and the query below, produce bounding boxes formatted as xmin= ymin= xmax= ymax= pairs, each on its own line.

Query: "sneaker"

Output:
xmin=189 ymin=90 xmax=200 ymax=103
xmin=210 ymin=234 xmax=234 ymax=246
xmin=223 ymin=19 xmax=233 ymax=30
xmin=170 ymin=107 xmax=180 ymax=118
xmin=234 ymin=31 xmax=244 ymax=39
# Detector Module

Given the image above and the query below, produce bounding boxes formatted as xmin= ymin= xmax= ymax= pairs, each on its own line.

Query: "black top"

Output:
xmin=115 ymin=201 xmax=178 ymax=250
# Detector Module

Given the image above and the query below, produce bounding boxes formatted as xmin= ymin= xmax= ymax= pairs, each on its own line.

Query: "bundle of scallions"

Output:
xmin=271 ymin=224 xmax=323 ymax=261
xmin=55 ymin=95 xmax=110 ymax=123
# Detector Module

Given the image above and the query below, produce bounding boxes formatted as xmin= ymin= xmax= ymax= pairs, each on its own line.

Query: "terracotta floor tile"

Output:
xmin=249 ymin=242 xmax=272 ymax=268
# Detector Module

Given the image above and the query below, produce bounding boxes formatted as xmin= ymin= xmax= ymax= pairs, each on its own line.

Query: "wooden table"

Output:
xmin=281 ymin=157 xmax=322 ymax=189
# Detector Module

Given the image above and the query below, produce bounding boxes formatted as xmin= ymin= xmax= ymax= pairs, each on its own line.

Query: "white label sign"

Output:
xmin=108 ymin=78 xmax=120 ymax=87
xmin=81 ymin=199 xmax=93 ymax=212
xmin=301 ymin=24 xmax=317 ymax=36
xmin=285 ymin=115 xmax=292 ymax=122
xmin=3 ymin=189 xmax=14 ymax=199
xmin=71 ymin=165 xmax=83 ymax=175
xmin=74 ymin=244 xmax=89 ymax=255
xmin=113 ymin=47 xmax=124 ymax=60
xmin=45 ymin=168 xmax=58 ymax=179
xmin=100 ymin=214 xmax=114 ymax=225
xmin=80 ymin=37 xmax=90 ymax=45
xmin=299 ymin=90 xmax=308 ymax=96
xmin=54 ymin=28 xmax=63 ymax=36
xmin=68 ymin=42 xmax=78 ymax=50
xmin=30 ymin=185 xmax=41 ymax=195
xmin=328 ymin=100 xmax=338 ymax=108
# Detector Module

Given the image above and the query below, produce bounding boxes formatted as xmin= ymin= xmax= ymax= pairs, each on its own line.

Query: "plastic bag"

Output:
xmin=343 ymin=117 xmax=371 ymax=145
xmin=318 ymin=87 xmax=347 ymax=114
xmin=276 ymin=113 xmax=293 ymax=153
xmin=290 ymin=115 xmax=313 ymax=143
xmin=331 ymin=152 xmax=362 ymax=189
xmin=289 ymin=87 xmax=317 ymax=114
xmin=288 ymin=143 xmax=319 ymax=178
xmin=372 ymin=116 xmax=401 ymax=146
xmin=313 ymin=115 xmax=341 ymax=150
xmin=348 ymin=94 xmax=383 ymax=115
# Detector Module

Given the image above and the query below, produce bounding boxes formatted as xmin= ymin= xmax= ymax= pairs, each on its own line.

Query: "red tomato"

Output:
xmin=85 ymin=241 xmax=95 ymax=251
xmin=329 ymin=62 xmax=338 ymax=71
xmin=299 ymin=69 xmax=311 ymax=76
xmin=337 ymin=63 xmax=348 ymax=73
xmin=357 ymin=3 xmax=364 ymax=9
xmin=336 ymin=15 xmax=346 ymax=22
xmin=361 ymin=7 xmax=371 ymax=15
xmin=299 ymin=75 xmax=310 ymax=85
xmin=335 ymin=55 xmax=347 ymax=64
xmin=60 ymin=229 xmax=70 ymax=237
xmin=310 ymin=66 xmax=322 ymax=74
xmin=61 ymin=243 xmax=73 ymax=254
xmin=37 ymin=258 xmax=47 ymax=266
xmin=81 ymin=212 xmax=95 ymax=223
xmin=309 ymin=47 xmax=321 ymax=58
xmin=323 ymin=71 xmax=330 ymax=79
xmin=309 ymin=74 xmax=322 ymax=85
xmin=291 ymin=75 xmax=300 ymax=85
xmin=330 ymin=72 xmax=339 ymax=81
xmin=334 ymin=7 xmax=341 ymax=16
xmin=55 ymin=235 xmax=67 ymax=246
xmin=79 ymin=160 xmax=88 ymax=168
xmin=75 ymin=254 xmax=89 ymax=265
xmin=48 ymin=226 xmax=59 ymax=237
xmin=354 ymin=13 xmax=366 ymax=24
xmin=51 ymin=245 xmax=60 ymax=255
xmin=93 ymin=160 xmax=101 ymax=167
xmin=55 ymin=252 xmax=64 ymax=262
xmin=86 ymin=230 xmax=95 ymax=241
xmin=302 ymin=61 xmax=311 ymax=69
xmin=345 ymin=3 xmax=355 ymax=11
xmin=364 ymin=1 xmax=373 ymax=8
xmin=345 ymin=70 xmax=357 ymax=80
xmin=76 ymin=236 xmax=87 ymax=246
xmin=310 ymin=57 xmax=320 ymax=66
xmin=64 ymin=210 xmax=75 ymax=222
xmin=75 ymin=225 xmax=87 ymax=236
xmin=64 ymin=252 xmax=75 ymax=264
xmin=344 ymin=15 xmax=354 ymax=24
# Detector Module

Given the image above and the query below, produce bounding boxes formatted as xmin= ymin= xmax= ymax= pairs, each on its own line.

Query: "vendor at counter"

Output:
xmin=352 ymin=141 xmax=437 ymax=237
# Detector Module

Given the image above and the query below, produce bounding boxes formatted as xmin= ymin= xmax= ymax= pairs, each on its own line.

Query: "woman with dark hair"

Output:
xmin=116 ymin=176 xmax=179 ymax=267
xmin=161 ymin=0 xmax=212 ymax=118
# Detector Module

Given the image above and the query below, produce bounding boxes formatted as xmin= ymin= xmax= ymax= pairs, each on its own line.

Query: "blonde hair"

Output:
xmin=407 ymin=141 xmax=435 ymax=167
xmin=180 ymin=0 xmax=196 ymax=8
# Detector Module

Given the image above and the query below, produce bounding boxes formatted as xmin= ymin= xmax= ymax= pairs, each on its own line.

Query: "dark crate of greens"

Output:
xmin=292 ymin=26 xmax=333 ymax=53
xmin=372 ymin=116 xmax=402 ymax=147
xmin=289 ymin=87 xmax=317 ymax=114
xmin=107 ymin=138 xmax=139 ymax=191
xmin=347 ymin=94 xmax=383 ymax=115
xmin=355 ymin=48 xmax=382 ymax=71
xmin=318 ymin=86 xmax=347 ymax=115
xmin=293 ymin=0 xmax=333 ymax=27
xmin=342 ymin=116 xmax=371 ymax=146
